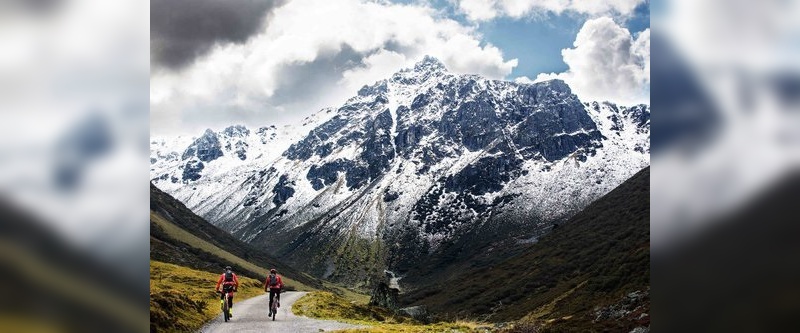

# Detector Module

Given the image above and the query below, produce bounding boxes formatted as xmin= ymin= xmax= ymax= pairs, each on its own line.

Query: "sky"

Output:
xmin=150 ymin=0 xmax=651 ymax=136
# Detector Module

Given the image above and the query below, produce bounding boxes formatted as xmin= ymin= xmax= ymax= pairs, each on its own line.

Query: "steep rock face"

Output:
xmin=150 ymin=57 xmax=650 ymax=288
xmin=182 ymin=129 xmax=223 ymax=163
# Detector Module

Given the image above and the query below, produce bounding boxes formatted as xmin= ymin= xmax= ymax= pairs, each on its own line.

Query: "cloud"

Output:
xmin=150 ymin=0 xmax=285 ymax=71
xmin=528 ymin=17 xmax=649 ymax=105
xmin=151 ymin=0 xmax=518 ymax=135
xmin=456 ymin=0 xmax=646 ymax=21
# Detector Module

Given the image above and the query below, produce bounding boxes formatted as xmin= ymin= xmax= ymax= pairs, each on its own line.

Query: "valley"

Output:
xmin=149 ymin=57 xmax=650 ymax=332
xmin=151 ymin=57 xmax=649 ymax=289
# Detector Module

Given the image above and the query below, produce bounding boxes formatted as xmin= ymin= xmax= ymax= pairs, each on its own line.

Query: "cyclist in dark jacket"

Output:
xmin=264 ymin=268 xmax=284 ymax=316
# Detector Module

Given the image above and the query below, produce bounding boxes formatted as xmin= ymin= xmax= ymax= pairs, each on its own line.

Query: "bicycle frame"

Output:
xmin=270 ymin=293 xmax=280 ymax=320
xmin=220 ymin=290 xmax=234 ymax=322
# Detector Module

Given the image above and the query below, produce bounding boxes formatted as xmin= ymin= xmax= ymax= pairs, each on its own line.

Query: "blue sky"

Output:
xmin=479 ymin=14 xmax=584 ymax=77
xmin=387 ymin=0 xmax=651 ymax=79
xmin=476 ymin=2 xmax=651 ymax=79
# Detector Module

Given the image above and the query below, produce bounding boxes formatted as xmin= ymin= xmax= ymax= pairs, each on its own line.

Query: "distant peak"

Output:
xmin=413 ymin=55 xmax=447 ymax=72
xmin=386 ymin=55 xmax=447 ymax=86
xmin=223 ymin=124 xmax=250 ymax=137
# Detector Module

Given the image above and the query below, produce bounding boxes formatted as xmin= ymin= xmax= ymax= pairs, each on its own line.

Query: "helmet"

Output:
xmin=270 ymin=268 xmax=277 ymax=273
xmin=225 ymin=266 xmax=232 ymax=271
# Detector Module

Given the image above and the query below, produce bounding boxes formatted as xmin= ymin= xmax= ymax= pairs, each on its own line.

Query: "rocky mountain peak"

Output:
xmin=182 ymin=129 xmax=222 ymax=162
xmin=150 ymin=59 xmax=650 ymax=286
xmin=223 ymin=125 xmax=250 ymax=138
xmin=384 ymin=55 xmax=448 ymax=88
xmin=412 ymin=55 xmax=447 ymax=73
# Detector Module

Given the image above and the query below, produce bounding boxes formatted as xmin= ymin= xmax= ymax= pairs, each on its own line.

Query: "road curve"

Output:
xmin=199 ymin=291 xmax=363 ymax=333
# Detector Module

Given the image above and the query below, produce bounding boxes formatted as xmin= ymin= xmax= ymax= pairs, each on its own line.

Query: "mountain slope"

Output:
xmin=404 ymin=167 xmax=650 ymax=331
xmin=149 ymin=261 xmax=266 ymax=332
xmin=150 ymin=56 xmax=649 ymax=287
xmin=149 ymin=183 xmax=319 ymax=289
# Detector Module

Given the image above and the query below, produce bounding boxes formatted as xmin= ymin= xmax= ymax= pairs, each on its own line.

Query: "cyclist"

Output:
xmin=215 ymin=266 xmax=240 ymax=317
xmin=264 ymin=268 xmax=284 ymax=316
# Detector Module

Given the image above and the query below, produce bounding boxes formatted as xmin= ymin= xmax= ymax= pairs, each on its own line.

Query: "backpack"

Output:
xmin=224 ymin=271 xmax=234 ymax=282
xmin=269 ymin=274 xmax=278 ymax=287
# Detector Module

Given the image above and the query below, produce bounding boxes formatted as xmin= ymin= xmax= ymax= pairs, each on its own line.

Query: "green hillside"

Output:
xmin=150 ymin=261 xmax=265 ymax=332
xmin=150 ymin=183 xmax=333 ymax=331
xmin=150 ymin=183 xmax=320 ymax=289
xmin=404 ymin=167 xmax=650 ymax=332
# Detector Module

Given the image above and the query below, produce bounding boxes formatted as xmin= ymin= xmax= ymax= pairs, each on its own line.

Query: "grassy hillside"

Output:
xmin=404 ymin=167 xmax=650 ymax=332
xmin=150 ymin=183 xmax=320 ymax=289
xmin=151 ymin=211 xmax=312 ymax=291
xmin=150 ymin=261 xmax=264 ymax=332
xmin=149 ymin=183 xmax=374 ymax=330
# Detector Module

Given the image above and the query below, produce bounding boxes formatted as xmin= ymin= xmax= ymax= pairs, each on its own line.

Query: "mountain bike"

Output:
xmin=220 ymin=288 xmax=234 ymax=322
xmin=270 ymin=293 xmax=280 ymax=321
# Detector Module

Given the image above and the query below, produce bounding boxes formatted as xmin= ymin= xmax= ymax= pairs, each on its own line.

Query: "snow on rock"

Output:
xmin=150 ymin=57 xmax=650 ymax=281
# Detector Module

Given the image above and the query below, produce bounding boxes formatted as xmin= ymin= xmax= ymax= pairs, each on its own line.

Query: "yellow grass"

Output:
xmin=150 ymin=260 xmax=265 ymax=332
xmin=150 ymin=211 xmax=313 ymax=291
xmin=293 ymin=292 xmax=492 ymax=333
xmin=520 ymin=280 xmax=588 ymax=322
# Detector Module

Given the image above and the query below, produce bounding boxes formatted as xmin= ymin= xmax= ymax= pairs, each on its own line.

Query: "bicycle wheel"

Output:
xmin=222 ymin=297 xmax=230 ymax=322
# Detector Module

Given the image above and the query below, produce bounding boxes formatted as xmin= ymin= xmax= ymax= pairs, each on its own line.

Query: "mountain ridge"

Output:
xmin=150 ymin=56 xmax=649 ymax=288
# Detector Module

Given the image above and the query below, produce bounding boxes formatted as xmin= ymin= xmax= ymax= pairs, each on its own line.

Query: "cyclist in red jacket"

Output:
xmin=216 ymin=266 xmax=240 ymax=317
xmin=264 ymin=268 xmax=284 ymax=316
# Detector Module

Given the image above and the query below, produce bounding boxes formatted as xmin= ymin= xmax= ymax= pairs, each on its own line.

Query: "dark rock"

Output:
xmin=383 ymin=190 xmax=399 ymax=202
xmin=234 ymin=141 xmax=248 ymax=160
xmin=242 ymin=167 xmax=276 ymax=207
xmin=336 ymin=130 xmax=364 ymax=147
xmin=441 ymin=98 xmax=500 ymax=151
xmin=358 ymin=80 xmax=388 ymax=97
xmin=315 ymin=142 xmax=334 ymax=158
xmin=182 ymin=129 xmax=223 ymax=162
xmin=369 ymin=282 xmax=399 ymax=310
xmin=307 ymin=159 xmax=370 ymax=191
xmin=398 ymin=306 xmax=431 ymax=323
xmin=444 ymin=155 xmax=523 ymax=195
xmin=272 ymin=175 xmax=295 ymax=207
xmin=223 ymin=125 xmax=250 ymax=137
xmin=285 ymin=116 xmax=349 ymax=160
xmin=182 ymin=160 xmax=204 ymax=181
xmin=360 ymin=109 xmax=395 ymax=180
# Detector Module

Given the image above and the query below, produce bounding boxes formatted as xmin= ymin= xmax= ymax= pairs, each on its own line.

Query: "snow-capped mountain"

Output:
xmin=150 ymin=56 xmax=649 ymax=286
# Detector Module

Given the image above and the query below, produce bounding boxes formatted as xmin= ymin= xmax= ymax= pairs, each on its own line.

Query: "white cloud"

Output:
xmin=339 ymin=50 xmax=408 ymax=94
xmin=527 ymin=17 xmax=649 ymax=105
xmin=458 ymin=0 xmax=500 ymax=21
xmin=457 ymin=0 xmax=645 ymax=21
xmin=151 ymin=0 xmax=517 ymax=135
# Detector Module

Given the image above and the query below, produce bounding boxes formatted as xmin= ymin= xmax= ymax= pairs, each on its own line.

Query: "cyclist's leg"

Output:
xmin=269 ymin=289 xmax=275 ymax=309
